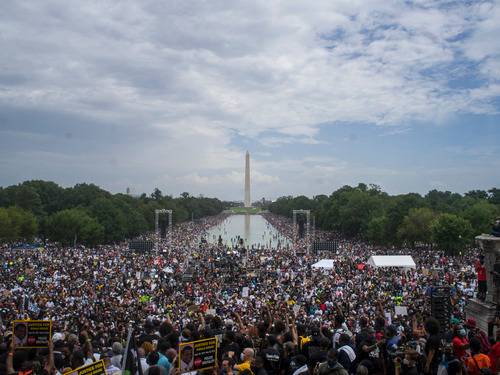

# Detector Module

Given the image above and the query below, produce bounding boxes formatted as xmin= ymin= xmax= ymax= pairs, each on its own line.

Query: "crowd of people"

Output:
xmin=0 ymin=212 xmax=498 ymax=375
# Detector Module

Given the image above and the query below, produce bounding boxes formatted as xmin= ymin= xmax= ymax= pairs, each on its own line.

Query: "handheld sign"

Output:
xmin=178 ymin=337 xmax=218 ymax=374
xmin=242 ymin=287 xmax=249 ymax=298
xmin=395 ymin=306 xmax=408 ymax=316
xmin=12 ymin=320 xmax=52 ymax=348
xmin=63 ymin=360 xmax=107 ymax=375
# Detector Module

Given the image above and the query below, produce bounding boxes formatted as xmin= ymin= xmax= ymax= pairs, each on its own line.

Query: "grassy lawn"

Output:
xmin=230 ymin=207 xmax=262 ymax=214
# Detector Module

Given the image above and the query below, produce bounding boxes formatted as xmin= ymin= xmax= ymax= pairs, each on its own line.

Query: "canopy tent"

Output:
xmin=311 ymin=259 xmax=335 ymax=270
xmin=367 ymin=255 xmax=416 ymax=269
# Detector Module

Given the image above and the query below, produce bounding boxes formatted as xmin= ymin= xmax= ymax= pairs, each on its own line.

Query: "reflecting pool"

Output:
xmin=204 ymin=214 xmax=290 ymax=249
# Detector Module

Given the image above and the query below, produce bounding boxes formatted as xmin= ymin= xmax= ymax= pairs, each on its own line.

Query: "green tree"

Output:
xmin=397 ymin=207 xmax=435 ymax=247
xmin=65 ymin=183 xmax=110 ymax=207
xmin=14 ymin=185 xmax=44 ymax=216
xmin=6 ymin=206 xmax=38 ymax=242
xmin=337 ymin=189 xmax=383 ymax=237
xmin=385 ymin=193 xmax=424 ymax=244
xmin=465 ymin=190 xmax=489 ymax=200
xmin=364 ymin=216 xmax=389 ymax=245
xmin=151 ymin=188 xmax=163 ymax=200
xmin=425 ymin=190 xmax=466 ymax=214
xmin=46 ymin=208 xmax=104 ymax=245
xmin=22 ymin=180 xmax=66 ymax=214
xmin=0 ymin=180 xmax=225 ymax=244
xmin=0 ymin=208 xmax=12 ymax=242
xmin=89 ymin=198 xmax=127 ymax=242
xmin=431 ymin=213 xmax=473 ymax=255
xmin=463 ymin=201 xmax=499 ymax=235
xmin=489 ymin=188 xmax=500 ymax=205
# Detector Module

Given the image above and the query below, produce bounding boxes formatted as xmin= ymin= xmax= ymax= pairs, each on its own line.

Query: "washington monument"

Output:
xmin=244 ymin=151 xmax=251 ymax=207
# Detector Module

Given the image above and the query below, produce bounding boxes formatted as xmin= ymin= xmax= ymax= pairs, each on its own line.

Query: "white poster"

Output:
xmin=395 ymin=306 xmax=408 ymax=316
xmin=385 ymin=312 xmax=392 ymax=325
xmin=242 ymin=287 xmax=249 ymax=298
xmin=293 ymin=304 xmax=301 ymax=315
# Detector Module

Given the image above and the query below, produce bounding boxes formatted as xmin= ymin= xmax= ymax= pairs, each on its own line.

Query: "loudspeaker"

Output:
xmin=431 ymin=286 xmax=451 ymax=333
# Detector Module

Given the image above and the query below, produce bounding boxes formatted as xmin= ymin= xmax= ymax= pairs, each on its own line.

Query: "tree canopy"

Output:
xmin=268 ymin=184 xmax=499 ymax=252
xmin=0 ymin=180 xmax=225 ymax=245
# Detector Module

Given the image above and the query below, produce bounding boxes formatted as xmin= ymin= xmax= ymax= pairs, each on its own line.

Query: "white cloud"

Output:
xmin=2 ymin=1 xmax=499 ymax=134
xmin=0 ymin=0 xmax=499 ymax=198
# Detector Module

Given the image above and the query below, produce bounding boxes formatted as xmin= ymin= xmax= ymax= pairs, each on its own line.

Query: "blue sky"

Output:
xmin=0 ymin=0 xmax=499 ymax=201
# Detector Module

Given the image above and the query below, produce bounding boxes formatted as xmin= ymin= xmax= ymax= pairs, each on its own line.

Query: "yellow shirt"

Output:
xmin=234 ymin=360 xmax=253 ymax=374
xmin=299 ymin=336 xmax=312 ymax=350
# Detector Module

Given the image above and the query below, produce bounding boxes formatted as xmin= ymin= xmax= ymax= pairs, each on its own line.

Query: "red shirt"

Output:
xmin=476 ymin=260 xmax=487 ymax=281
xmin=489 ymin=342 xmax=500 ymax=373
xmin=452 ymin=336 xmax=468 ymax=359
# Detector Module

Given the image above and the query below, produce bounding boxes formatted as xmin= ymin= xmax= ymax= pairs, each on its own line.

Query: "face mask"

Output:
xmin=459 ymin=329 xmax=466 ymax=337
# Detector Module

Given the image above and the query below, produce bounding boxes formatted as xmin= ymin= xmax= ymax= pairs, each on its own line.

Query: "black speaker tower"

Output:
xmin=430 ymin=285 xmax=451 ymax=334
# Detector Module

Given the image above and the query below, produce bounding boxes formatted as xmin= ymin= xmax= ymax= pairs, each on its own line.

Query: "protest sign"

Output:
xmin=242 ymin=287 xmax=249 ymax=298
xmin=12 ymin=320 xmax=52 ymax=348
xmin=384 ymin=312 xmax=392 ymax=325
xmin=293 ymin=304 xmax=301 ymax=315
xmin=63 ymin=359 xmax=106 ymax=375
xmin=394 ymin=306 xmax=408 ymax=316
xmin=178 ymin=337 xmax=218 ymax=374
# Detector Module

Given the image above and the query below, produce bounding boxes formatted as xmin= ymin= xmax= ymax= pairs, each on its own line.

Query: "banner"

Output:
xmin=12 ymin=320 xmax=52 ymax=348
xmin=178 ymin=337 xmax=218 ymax=374
xmin=63 ymin=360 xmax=107 ymax=375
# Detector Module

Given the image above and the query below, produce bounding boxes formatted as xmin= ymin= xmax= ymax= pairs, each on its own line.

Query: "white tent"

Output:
xmin=312 ymin=259 xmax=335 ymax=269
xmin=367 ymin=255 xmax=416 ymax=269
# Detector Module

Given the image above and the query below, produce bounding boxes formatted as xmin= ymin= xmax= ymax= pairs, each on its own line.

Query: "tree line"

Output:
xmin=268 ymin=184 xmax=500 ymax=254
xmin=0 ymin=181 xmax=225 ymax=246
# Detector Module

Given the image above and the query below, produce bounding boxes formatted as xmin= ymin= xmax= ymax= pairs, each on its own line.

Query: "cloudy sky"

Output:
xmin=1 ymin=1 xmax=499 ymax=201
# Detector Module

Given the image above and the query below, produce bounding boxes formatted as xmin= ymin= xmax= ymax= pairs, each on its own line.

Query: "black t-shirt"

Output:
xmin=253 ymin=367 xmax=269 ymax=375
xmin=262 ymin=347 xmax=281 ymax=375
xmin=424 ymin=334 xmax=441 ymax=371
xmin=355 ymin=330 xmax=375 ymax=361
xmin=337 ymin=346 xmax=355 ymax=373
xmin=401 ymin=364 xmax=419 ymax=375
